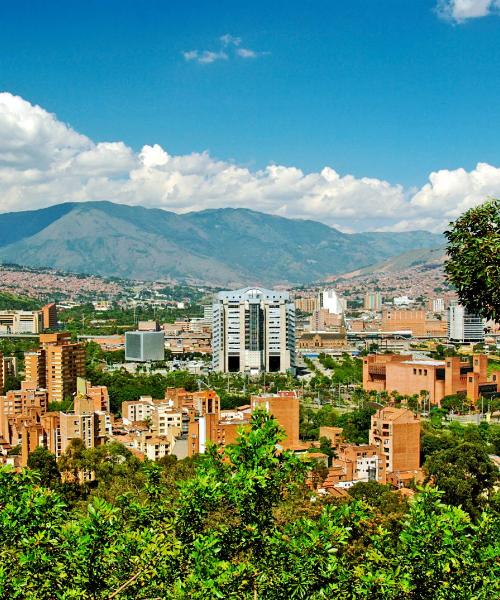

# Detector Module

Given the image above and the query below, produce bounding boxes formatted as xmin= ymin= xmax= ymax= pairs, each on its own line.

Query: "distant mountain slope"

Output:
xmin=337 ymin=246 xmax=446 ymax=280
xmin=0 ymin=201 xmax=444 ymax=286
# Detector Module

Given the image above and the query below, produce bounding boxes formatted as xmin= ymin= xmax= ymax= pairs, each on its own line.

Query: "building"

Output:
xmin=363 ymin=353 xmax=500 ymax=406
xmin=125 ymin=330 xmax=165 ymax=362
xmin=381 ymin=309 xmax=447 ymax=338
xmin=429 ymin=298 xmax=445 ymax=314
xmin=296 ymin=331 xmax=348 ymax=352
xmin=250 ymin=393 xmax=300 ymax=450
xmin=0 ymin=382 xmax=48 ymax=446
xmin=364 ymin=292 xmax=383 ymax=311
xmin=137 ymin=321 xmax=160 ymax=332
xmin=322 ymin=444 xmax=387 ymax=490
xmin=212 ymin=287 xmax=295 ymax=374
xmin=448 ymin=304 xmax=485 ymax=343
xmin=24 ymin=333 xmax=86 ymax=404
xmin=0 ymin=310 xmax=42 ymax=334
xmin=163 ymin=320 xmax=212 ymax=354
xmin=294 ymin=296 xmax=318 ymax=314
xmin=76 ymin=377 xmax=110 ymax=412
xmin=310 ymin=309 xmax=344 ymax=332
xmin=319 ymin=288 xmax=344 ymax=315
xmin=41 ymin=303 xmax=58 ymax=330
xmin=370 ymin=407 xmax=420 ymax=475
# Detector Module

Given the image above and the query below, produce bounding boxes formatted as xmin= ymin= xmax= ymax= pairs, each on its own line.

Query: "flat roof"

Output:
xmin=401 ymin=360 xmax=446 ymax=367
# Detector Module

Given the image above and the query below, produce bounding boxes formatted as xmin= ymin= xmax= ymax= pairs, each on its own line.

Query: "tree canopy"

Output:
xmin=445 ymin=198 xmax=500 ymax=321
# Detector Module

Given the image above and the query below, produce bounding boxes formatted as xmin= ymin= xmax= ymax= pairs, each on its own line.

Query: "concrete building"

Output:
xmin=212 ymin=287 xmax=295 ymax=374
xmin=0 ymin=310 xmax=42 ymax=334
xmin=125 ymin=330 xmax=165 ymax=362
xmin=369 ymin=407 xmax=420 ymax=475
xmin=363 ymin=353 xmax=500 ymax=406
xmin=0 ymin=382 xmax=48 ymax=446
xmin=364 ymin=292 xmax=383 ymax=311
xmin=24 ymin=333 xmax=86 ymax=404
xmin=296 ymin=331 xmax=349 ymax=352
xmin=448 ymin=304 xmax=485 ymax=343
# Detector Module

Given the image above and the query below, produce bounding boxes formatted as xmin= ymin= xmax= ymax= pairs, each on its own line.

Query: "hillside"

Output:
xmin=337 ymin=246 xmax=446 ymax=279
xmin=0 ymin=201 xmax=443 ymax=286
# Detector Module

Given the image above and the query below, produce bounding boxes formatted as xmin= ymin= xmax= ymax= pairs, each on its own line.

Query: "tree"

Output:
xmin=445 ymin=198 xmax=500 ymax=321
xmin=424 ymin=442 xmax=498 ymax=515
xmin=27 ymin=446 xmax=60 ymax=488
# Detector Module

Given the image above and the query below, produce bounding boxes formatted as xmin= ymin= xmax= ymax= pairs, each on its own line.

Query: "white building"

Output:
xmin=212 ymin=287 xmax=295 ymax=374
xmin=319 ymin=288 xmax=344 ymax=315
xmin=448 ymin=304 xmax=485 ymax=344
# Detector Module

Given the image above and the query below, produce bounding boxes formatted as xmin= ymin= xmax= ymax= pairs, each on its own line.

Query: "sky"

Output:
xmin=0 ymin=0 xmax=500 ymax=232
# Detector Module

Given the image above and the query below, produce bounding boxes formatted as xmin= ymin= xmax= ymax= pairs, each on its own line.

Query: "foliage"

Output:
xmin=444 ymin=198 xmax=500 ymax=321
xmin=0 ymin=414 xmax=499 ymax=598
xmin=424 ymin=442 xmax=498 ymax=516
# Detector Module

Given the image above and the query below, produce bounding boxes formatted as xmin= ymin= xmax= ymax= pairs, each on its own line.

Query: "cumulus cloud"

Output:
xmin=436 ymin=0 xmax=500 ymax=22
xmin=183 ymin=34 xmax=268 ymax=64
xmin=1 ymin=92 xmax=500 ymax=232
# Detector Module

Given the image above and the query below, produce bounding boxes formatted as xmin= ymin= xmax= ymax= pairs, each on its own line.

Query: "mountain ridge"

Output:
xmin=0 ymin=201 xmax=444 ymax=286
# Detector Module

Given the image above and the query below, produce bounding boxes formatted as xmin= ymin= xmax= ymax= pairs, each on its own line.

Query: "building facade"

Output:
xmin=24 ymin=333 xmax=86 ymax=404
xmin=369 ymin=407 xmax=420 ymax=475
xmin=448 ymin=304 xmax=485 ymax=343
xmin=212 ymin=287 xmax=295 ymax=374
xmin=125 ymin=331 xmax=165 ymax=362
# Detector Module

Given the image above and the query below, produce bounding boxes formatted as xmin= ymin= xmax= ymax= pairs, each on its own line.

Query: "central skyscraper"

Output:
xmin=212 ymin=287 xmax=295 ymax=374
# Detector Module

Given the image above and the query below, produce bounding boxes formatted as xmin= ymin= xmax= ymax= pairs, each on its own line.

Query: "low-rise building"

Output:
xmin=363 ymin=353 xmax=500 ymax=405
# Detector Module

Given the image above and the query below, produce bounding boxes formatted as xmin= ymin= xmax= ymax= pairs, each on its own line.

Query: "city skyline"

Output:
xmin=0 ymin=1 xmax=499 ymax=232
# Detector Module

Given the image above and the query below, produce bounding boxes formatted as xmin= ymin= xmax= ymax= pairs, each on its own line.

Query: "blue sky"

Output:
xmin=0 ymin=0 xmax=499 ymax=231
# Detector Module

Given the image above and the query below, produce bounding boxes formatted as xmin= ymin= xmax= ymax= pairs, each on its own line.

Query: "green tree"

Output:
xmin=27 ymin=446 xmax=60 ymax=488
xmin=424 ymin=442 xmax=498 ymax=515
xmin=444 ymin=198 xmax=500 ymax=321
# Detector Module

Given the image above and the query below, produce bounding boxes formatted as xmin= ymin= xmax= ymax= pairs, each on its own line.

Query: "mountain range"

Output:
xmin=0 ymin=201 xmax=444 ymax=286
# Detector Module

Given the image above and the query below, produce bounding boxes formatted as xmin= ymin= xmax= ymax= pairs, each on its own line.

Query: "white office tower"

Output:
xmin=448 ymin=304 xmax=485 ymax=343
xmin=319 ymin=288 xmax=344 ymax=315
xmin=212 ymin=287 xmax=296 ymax=374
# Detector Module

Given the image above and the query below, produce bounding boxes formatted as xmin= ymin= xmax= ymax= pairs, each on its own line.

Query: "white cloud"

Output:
xmin=220 ymin=34 xmax=241 ymax=47
xmin=436 ymin=0 xmax=500 ymax=22
xmin=1 ymin=92 xmax=500 ymax=233
xmin=183 ymin=34 xmax=268 ymax=64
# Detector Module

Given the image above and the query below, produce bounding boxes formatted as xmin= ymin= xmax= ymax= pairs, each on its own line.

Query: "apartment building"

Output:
xmin=0 ymin=382 xmax=48 ymax=445
xmin=212 ymin=287 xmax=296 ymax=374
xmin=24 ymin=333 xmax=86 ymax=404
xmin=41 ymin=303 xmax=58 ymax=329
xmin=250 ymin=393 xmax=300 ymax=450
xmin=369 ymin=407 xmax=420 ymax=474
xmin=363 ymin=353 xmax=500 ymax=405
xmin=364 ymin=292 xmax=383 ymax=311
xmin=323 ymin=444 xmax=387 ymax=489
xmin=294 ymin=296 xmax=318 ymax=313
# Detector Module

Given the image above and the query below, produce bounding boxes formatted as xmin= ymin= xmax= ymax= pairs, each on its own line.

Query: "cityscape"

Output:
xmin=1 ymin=1 xmax=500 ymax=598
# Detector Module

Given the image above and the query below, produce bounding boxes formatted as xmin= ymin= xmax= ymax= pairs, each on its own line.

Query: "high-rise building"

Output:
xmin=41 ymin=303 xmax=58 ymax=330
xmin=364 ymin=292 xmax=382 ymax=311
xmin=24 ymin=333 xmax=86 ymax=404
xmin=448 ymin=304 xmax=485 ymax=343
xmin=125 ymin=331 xmax=165 ymax=362
xmin=212 ymin=287 xmax=295 ymax=374
xmin=369 ymin=407 xmax=420 ymax=474
xmin=318 ymin=288 xmax=344 ymax=315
